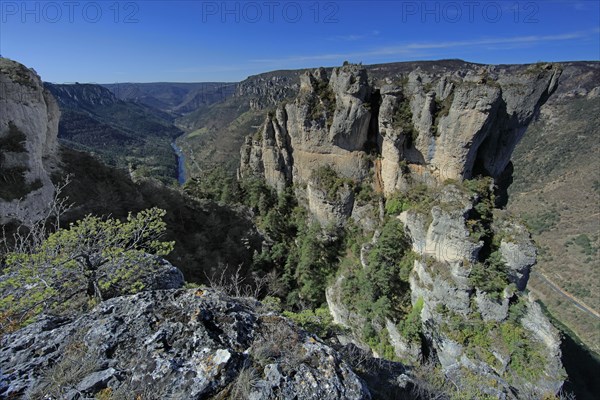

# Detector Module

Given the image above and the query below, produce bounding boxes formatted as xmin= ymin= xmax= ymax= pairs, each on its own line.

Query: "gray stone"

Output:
xmin=0 ymin=57 xmax=59 ymax=225
xmin=77 ymin=368 xmax=119 ymax=393
xmin=0 ymin=289 xmax=370 ymax=399
xmin=474 ymin=290 xmax=510 ymax=322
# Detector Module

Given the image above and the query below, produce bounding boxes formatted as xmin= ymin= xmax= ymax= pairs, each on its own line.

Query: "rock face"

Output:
xmin=399 ymin=186 xmax=564 ymax=397
xmin=240 ymin=66 xmax=374 ymax=187
xmin=377 ymin=65 xmax=560 ymax=194
xmin=240 ymin=63 xmax=561 ymax=222
xmin=239 ymin=65 xmax=374 ymax=225
xmin=0 ymin=289 xmax=370 ymax=399
xmin=239 ymin=62 xmax=566 ymax=397
xmin=0 ymin=58 xmax=59 ymax=224
xmin=236 ymin=72 xmax=302 ymax=111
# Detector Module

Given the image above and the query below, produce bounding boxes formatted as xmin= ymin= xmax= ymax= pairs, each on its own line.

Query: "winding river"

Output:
xmin=171 ymin=142 xmax=186 ymax=185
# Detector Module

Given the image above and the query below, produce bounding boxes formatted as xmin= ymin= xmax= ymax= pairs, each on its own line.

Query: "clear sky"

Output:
xmin=1 ymin=0 xmax=599 ymax=83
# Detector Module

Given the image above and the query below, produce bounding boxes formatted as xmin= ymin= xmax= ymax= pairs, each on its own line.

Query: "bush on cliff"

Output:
xmin=0 ymin=207 xmax=174 ymax=334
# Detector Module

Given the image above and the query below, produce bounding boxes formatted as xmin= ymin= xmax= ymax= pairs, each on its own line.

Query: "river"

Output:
xmin=171 ymin=141 xmax=186 ymax=185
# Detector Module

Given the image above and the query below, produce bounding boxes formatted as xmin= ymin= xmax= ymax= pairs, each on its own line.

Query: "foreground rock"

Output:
xmin=0 ymin=289 xmax=371 ymax=399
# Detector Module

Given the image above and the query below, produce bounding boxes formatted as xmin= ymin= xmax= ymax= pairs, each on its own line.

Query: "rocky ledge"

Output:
xmin=0 ymin=289 xmax=371 ymax=399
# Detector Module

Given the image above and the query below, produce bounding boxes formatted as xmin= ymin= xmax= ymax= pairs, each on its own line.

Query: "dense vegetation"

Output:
xmin=183 ymin=168 xmax=427 ymax=361
xmin=1 ymin=208 xmax=173 ymax=334
xmin=185 ymin=168 xmax=344 ymax=310
xmin=53 ymin=148 xmax=261 ymax=284
xmin=45 ymin=84 xmax=183 ymax=184
xmin=340 ymin=219 xmax=417 ymax=347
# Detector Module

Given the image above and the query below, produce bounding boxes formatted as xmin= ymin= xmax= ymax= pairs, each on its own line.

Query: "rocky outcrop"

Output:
xmin=0 ymin=58 xmax=59 ymax=224
xmin=236 ymin=72 xmax=301 ymax=111
xmin=399 ymin=184 xmax=564 ymax=397
xmin=239 ymin=67 xmax=371 ymax=175
xmin=239 ymin=109 xmax=293 ymax=193
xmin=239 ymin=65 xmax=374 ymax=224
xmin=240 ymin=63 xmax=561 ymax=224
xmin=378 ymin=65 xmax=560 ymax=194
xmin=492 ymin=210 xmax=537 ymax=291
xmin=0 ymin=289 xmax=370 ymax=399
xmin=238 ymin=61 xmax=566 ymax=396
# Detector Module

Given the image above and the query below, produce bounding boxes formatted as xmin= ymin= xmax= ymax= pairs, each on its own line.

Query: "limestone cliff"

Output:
xmin=235 ymin=71 xmax=302 ymax=111
xmin=239 ymin=62 xmax=566 ymax=397
xmin=240 ymin=63 xmax=560 ymax=222
xmin=399 ymin=186 xmax=563 ymax=397
xmin=0 ymin=58 xmax=59 ymax=224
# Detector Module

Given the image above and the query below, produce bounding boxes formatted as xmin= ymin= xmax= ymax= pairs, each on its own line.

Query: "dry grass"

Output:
xmin=251 ymin=317 xmax=306 ymax=372
xmin=509 ymin=95 xmax=600 ymax=354
xmin=228 ymin=366 xmax=259 ymax=399
xmin=26 ymin=336 xmax=98 ymax=399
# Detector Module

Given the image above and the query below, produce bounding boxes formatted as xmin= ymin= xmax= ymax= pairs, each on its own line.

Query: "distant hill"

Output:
xmin=45 ymin=83 xmax=184 ymax=184
xmin=508 ymin=61 xmax=600 ymax=355
xmin=102 ymin=82 xmax=237 ymax=114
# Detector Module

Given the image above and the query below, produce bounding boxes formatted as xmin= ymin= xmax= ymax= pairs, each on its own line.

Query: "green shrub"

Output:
xmin=385 ymin=184 xmax=436 ymax=216
xmin=0 ymin=208 xmax=174 ymax=333
xmin=311 ymin=165 xmax=354 ymax=202
xmin=573 ymin=234 xmax=595 ymax=256
xmin=354 ymin=182 xmax=375 ymax=206
xmin=341 ymin=219 xmax=414 ymax=323
xmin=0 ymin=122 xmax=27 ymax=152
xmin=362 ymin=323 xmax=397 ymax=360
xmin=398 ymin=297 xmax=424 ymax=341
xmin=183 ymin=166 xmax=241 ymax=203
xmin=469 ymin=251 xmax=508 ymax=298
xmin=522 ymin=209 xmax=560 ymax=235
xmin=283 ymin=307 xmax=338 ymax=338
xmin=295 ymin=222 xmax=343 ymax=307
xmin=385 ymin=193 xmax=409 ymax=215
xmin=239 ymin=176 xmax=277 ymax=215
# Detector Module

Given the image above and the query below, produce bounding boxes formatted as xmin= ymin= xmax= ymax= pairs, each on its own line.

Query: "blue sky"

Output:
xmin=1 ymin=0 xmax=599 ymax=83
